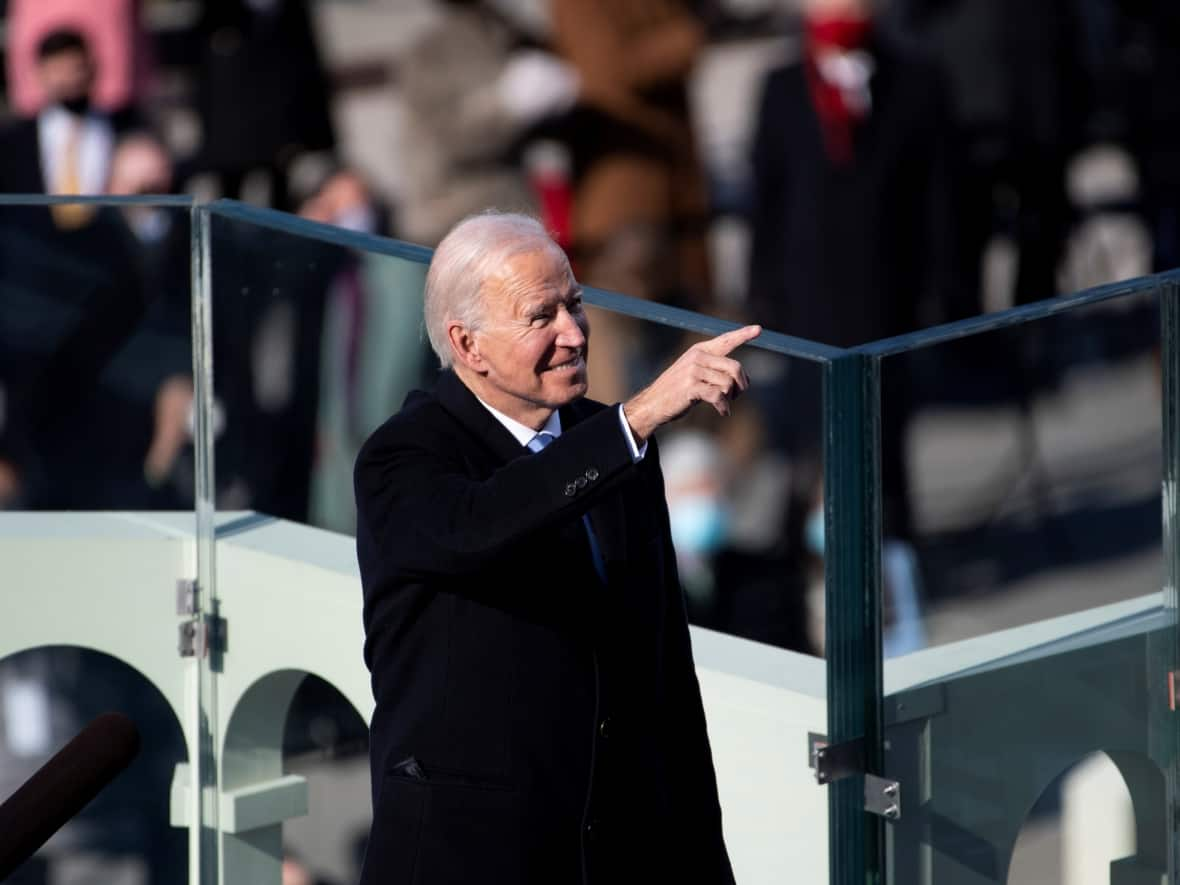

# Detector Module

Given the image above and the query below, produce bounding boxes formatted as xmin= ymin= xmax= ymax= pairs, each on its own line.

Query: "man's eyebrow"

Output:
xmin=518 ymin=296 xmax=554 ymax=315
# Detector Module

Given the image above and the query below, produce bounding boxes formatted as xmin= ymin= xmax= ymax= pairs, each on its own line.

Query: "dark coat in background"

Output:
xmin=0 ymin=204 xmax=148 ymax=507
xmin=747 ymin=35 xmax=957 ymax=348
xmin=0 ymin=117 xmax=46 ymax=194
xmin=893 ymin=0 xmax=1092 ymax=306
xmin=354 ymin=370 xmax=733 ymax=885
xmin=192 ymin=0 xmax=335 ymax=206
xmin=1121 ymin=0 xmax=1180 ymax=270
xmin=746 ymin=34 xmax=956 ymax=540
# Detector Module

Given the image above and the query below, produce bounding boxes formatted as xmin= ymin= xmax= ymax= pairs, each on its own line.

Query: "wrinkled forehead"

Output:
xmin=482 ymin=241 xmax=576 ymax=308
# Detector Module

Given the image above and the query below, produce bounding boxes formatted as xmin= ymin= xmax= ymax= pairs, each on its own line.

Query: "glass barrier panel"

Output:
xmin=0 ymin=197 xmax=197 ymax=884
xmin=886 ymin=290 xmax=1161 ymax=651
xmin=206 ymin=211 xmax=431 ymax=532
xmin=586 ymin=303 xmax=824 ymax=656
xmin=0 ymin=202 xmax=194 ymax=511
xmin=877 ymin=288 xmax=1173 ymax=885
xmin=205 ymin=204 xmax=834 ymax=884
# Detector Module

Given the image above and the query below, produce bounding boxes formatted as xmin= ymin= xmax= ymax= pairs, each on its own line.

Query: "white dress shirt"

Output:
xmin=37 ymin=105 xmax=113 ymax=195
xmin=473 ymin=399 xmax=647 ymax=462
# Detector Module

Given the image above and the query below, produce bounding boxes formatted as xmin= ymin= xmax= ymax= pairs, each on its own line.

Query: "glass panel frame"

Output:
xmin=821 ymin=267 xmax=1180 ymax=885
xmin=198 ymin=199 xmax=842 ymax=883
xmin=0 ymin=193 xmax=202 ymax=882
xmin=169 ymin=196 xmax=1180 ymax=885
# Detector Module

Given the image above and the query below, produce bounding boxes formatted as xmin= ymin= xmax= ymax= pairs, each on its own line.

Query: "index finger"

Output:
xmin=700 ymin=324 xmax=762 ymax=356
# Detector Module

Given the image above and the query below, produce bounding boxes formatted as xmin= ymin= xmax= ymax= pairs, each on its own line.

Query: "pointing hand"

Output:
xmin=622 ymin=325 xmax=761 ymax=445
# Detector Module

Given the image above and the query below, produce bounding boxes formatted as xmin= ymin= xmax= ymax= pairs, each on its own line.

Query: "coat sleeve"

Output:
xmin=355 ymin=404 xmax=636 ymax=581
xmin=647 ymin=442 xmax=736 ymax=883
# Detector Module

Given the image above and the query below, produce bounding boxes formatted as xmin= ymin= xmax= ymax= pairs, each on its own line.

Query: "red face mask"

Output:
xmin=803 ymin=14 xmax=874 ymax=164
xmin=805 ymin=15 xmax=872 ymax=52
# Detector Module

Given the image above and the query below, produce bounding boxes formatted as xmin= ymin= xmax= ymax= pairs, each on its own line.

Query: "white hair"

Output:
xmin=423 ymin=211 xmax=564 ymax=369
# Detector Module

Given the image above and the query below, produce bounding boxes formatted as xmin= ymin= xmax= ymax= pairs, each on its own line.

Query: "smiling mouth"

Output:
xmin=545 ymin=355 xmax=584 ymax=373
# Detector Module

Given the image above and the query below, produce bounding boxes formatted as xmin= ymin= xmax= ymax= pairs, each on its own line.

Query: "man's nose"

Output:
xmin=555 ymin=307 xmax=587 ymax=348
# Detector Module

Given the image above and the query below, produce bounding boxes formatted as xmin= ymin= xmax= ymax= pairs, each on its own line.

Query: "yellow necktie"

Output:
xmin=51 ymin=118 xmax=94 ymax=230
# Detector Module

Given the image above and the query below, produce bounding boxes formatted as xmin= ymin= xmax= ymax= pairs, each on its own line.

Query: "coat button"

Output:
xmin=585 ymin=467 xmax=599 ymax=481
xmin=575 ymin=476 xmax=588 ymax=489
xmin=585 ymin=819 xmax=599 ymax=842
xmin=564 ymin=482 xmax=577 ymax=497
xmin=598 ymin=717 xmax=611 ymax=739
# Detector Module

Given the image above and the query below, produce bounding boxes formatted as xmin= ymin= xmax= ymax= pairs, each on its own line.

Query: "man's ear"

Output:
xmin=447 ymin=322 xmax=485 ymax=374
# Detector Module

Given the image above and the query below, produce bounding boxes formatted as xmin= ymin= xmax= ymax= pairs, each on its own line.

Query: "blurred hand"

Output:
xmin=496 ymin=50 xmax=580 ymax=124
xmin=298 ymin=170 xmax=374 ymax=232
xmin=623 ymin=325 xmax=761 ymax=445
xmin=144 ymin=375 xmax=194 ymax=488
xmin=0 ymin=458 xmax=21 ymax=508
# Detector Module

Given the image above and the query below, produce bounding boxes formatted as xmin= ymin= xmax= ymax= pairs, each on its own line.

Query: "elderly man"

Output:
xmin=354 ymin=212 xmax=758 ymax=884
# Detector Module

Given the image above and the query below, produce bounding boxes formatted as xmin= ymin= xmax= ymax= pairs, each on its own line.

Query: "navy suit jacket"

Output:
xmin=354 ymin=369 xmax=734 ymax=884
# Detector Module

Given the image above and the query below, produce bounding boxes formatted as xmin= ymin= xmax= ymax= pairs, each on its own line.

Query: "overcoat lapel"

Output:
xmin=435 ymin=369 xmax=529 ymax=466
xmin=434 ymin=369 xmax=630 ymax=582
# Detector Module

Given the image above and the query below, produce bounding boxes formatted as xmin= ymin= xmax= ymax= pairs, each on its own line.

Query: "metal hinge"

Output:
xmin=177 ymin=580 xmax=225 ymax=658
xmin=178 ymin=614 xmax=226 ymax=658
xmin=177 ymin=579 xmax=198 ymax=616
xmin=809 ymin=732 xmax=901 ymax=820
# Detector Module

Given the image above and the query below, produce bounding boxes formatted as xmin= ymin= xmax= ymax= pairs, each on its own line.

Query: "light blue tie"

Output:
xmin=528 ymin=431 xmax=608 ymax=583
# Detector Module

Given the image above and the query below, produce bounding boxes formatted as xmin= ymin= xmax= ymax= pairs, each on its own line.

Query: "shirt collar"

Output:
xmin=473 ymin=396 xmax=562 ymax=447
xmin=41 ymin=104 xmax=104 ymax=128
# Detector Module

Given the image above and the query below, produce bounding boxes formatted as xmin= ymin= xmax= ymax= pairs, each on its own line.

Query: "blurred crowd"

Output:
xmin=0 ymin=0 xmax=1177 ymax=882
xmin=0 ymin=0 xmax=1176 ymax=647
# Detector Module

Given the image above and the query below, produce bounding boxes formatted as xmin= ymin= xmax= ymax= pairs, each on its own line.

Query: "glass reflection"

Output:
xmin=0 ymin=203 xmax=192 ymax=511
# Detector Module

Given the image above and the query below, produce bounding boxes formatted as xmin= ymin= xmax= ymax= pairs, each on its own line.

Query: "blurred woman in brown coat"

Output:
xmin=552 ymin=0 xmax=712 ymax=404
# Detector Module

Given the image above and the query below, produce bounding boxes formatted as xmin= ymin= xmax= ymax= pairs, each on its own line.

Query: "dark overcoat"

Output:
xmin=354 ymin=370 xmax=734 ymax=885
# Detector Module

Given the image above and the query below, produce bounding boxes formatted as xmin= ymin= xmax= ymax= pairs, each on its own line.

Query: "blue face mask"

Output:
xmin=805 ymin=506 xmax=825 ymax=558
xmin=669 ymin=496 xmax=728 ymax=556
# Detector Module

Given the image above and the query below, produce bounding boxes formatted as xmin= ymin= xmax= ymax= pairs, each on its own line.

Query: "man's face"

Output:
xmin=38 ymin=49 xmax=94 ymax=106
xmin=466 ymin=245 xmax=589 ymax=425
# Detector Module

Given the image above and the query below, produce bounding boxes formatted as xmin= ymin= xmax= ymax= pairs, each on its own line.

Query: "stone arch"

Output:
xmin=218 ymin=667 xmax=370 ymax=882
xmin=0 ymin=643 xmax=189 ymax=879
xmin=1004 ymin=748 xmax=1165 ymax=885
xmin=0 ymin=642 xmax=189 ymax=769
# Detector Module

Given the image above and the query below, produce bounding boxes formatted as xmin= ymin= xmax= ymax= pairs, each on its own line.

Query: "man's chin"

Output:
xmin=545 ymin=374 xmax=588 ymax=406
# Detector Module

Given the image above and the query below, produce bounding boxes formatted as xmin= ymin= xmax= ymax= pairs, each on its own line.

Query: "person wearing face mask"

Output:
xmin=662 ymin=431 xmax=816 ymax=654
xmin=0 ymin=29 xmax=124 ymax=218
xmin=748 ymin=0 xmax=958 ymax=558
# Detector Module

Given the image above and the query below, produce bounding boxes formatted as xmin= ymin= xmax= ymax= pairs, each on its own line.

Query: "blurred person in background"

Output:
xmin=1119 ymin=0 xmax=1180 ymax=274
xmin=282 ymin=849 xmax=338 ymax=885
xmin=5 ymin=0 xmax=152 ymax=125
xmin=0 ymin=63 xmax=156 ymax=512
xmin=893 ymin=0 xmax=1093 ymax=311
xmin=747 ymin=0 xmax=956 ymax=560
xmin=0 ymin=130 xmax=189 ymax=511
xmin=0 ymin=29 xmax=123 ymax=215
xmin=190 ymin=0 xmax=336 ymax=210
xmin=662 ymin=430 xmax=815 ymax=653
xmin=106 ymin=132 xmax=195 ymax=505
xmin=300 ymin=168 xmax=436 ymax=533
xmin=551 ymin=0 xmax=713 ymax=406
xmin=396 ymin=0 xmax=579 ymax=247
